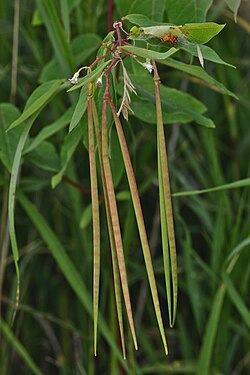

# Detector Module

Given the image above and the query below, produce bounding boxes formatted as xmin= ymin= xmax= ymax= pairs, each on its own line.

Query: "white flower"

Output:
xmin=144 ymin=62 xmax=154 ymax=73
xmin=96 ymin=76 xmax=103 ymax=87
xmin=68 ymin=67 xmax=88 ymax=85
xmin=68 ymin=73 xmax=78 ymax=85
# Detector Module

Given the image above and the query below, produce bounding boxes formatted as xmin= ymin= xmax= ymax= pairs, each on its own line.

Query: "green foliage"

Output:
xmin=0 ymin=0 xmax=249 ymax=374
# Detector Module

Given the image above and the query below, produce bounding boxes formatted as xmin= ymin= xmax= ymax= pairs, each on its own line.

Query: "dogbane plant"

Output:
xmin=7 ymin=14 xmax=236 ymax=359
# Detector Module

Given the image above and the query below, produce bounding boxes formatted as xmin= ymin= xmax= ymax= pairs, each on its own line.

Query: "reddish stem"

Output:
xmin=89 ymin=44 xmax=118 ymax=69
xmin=63 ymin=175 xmax=103 ymax=203
xmin=114 ymin=21 xmax=123 ymax=46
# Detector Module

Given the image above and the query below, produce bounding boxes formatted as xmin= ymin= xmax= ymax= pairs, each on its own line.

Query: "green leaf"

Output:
xmin=0 ymin=103 xmax=23 ymax=171
xmin=67 ymin=60 xmax=112 ymax=92
xmin=123 ymin=13 xmax=169 ymax=27
xmin=181 ymin=23 xmax=225 ymax=44
xmin=131 ymin=74 xmax=215 ymax=128
xmin=51 ymin=123 xmax=84 ymax=188
xmin=128 ymin=0 xmax=165 ymax=22
xmin=225 ymin=0 xmax=241 ymax=22
xmin=114 ymin=0 xmax=131 ymax=16
xmin=24 ymin=106 xmax=74 ymax=154
xmin=160 ymin=58 xmax=237 ymax=98
xmin=26 ymin=141 xmax=60 ymax=172
xmin=131 ymin=100 xmax=192 ymax=124
xmin=8 ymin=80 xmax=64 ymax=130
xmin=0 ymin=319 xmax=42 ymax=375
xmin=165 ymin=0 xmax=213 ymax=23
xmin=121 ymin=45 xmax=178 ymax=60
xmin=18 ymin=193 xmax=128 ymax=371
xmin=69 ymin=86 xmax=88 ymax=132
xmin=180 ymin=42 xmax=235 ymax=67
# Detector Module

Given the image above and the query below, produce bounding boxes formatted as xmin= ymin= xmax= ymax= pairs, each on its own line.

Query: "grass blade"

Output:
xmin=153 ymin=61 xmax=178 ymax=327
xmin=88 ymin=96 xmax=100 ymax=356
xmin=8 ymin=117 xmax=34 ymax=321
xmin=197 ymin=238 xmax=250 ymax=374
xmin=109 ymin=98 xmax=168 ymax=355
xmin=18 ymin=193 xmax=129 ymax=371
xmin=0 ymin=319 xmax=42 ymax=375
xmin=173 ymin=177 xmax=250 ymax=197
xmin=101 ymin=99 xmax=138 ymax=351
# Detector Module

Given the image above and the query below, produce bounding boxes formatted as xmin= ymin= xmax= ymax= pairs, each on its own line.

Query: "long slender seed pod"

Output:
xmin=109 ymin=98 xmax=168 ymax=355
xmin=153 ymin=60 xmax=178 ymax=327
xmin=92 ymin=99 xmax=126 ymax=359
xmin=88 ymin=94 xmax=100 ymax=356
xmin=101 ymin=98 xmax=138 ymax=350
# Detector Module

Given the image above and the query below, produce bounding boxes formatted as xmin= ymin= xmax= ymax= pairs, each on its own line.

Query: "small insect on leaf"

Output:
xmin=130 ymin=26 xmax=143 ymax=35
xmin=162 ymin=33 xmax=179 ymax=45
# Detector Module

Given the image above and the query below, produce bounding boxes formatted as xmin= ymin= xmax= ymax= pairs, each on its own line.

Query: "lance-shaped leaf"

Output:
xmin=159 ymin=58 xmax=237 ymax=98
xmin=109 ymin=98 xmax=168 ymax=355
xmin=8 ymin=80 xmax=64 ymax=130
xmin=92 ymin=99 xmax=126 ymax=358
xmin=121 ymin=45 xmax=178 ymax=60
xmin=153 ymin=61 xmax=178 ymax=327
xmin=102 ymin=100 xmax=138 ymax=351
xmin=180 ymin=42 xmax=235 ymax=68
xmin=88 ymin=97 xmax=100 ymax=356
xmin=69 ymin=86 xmax=88 ymax=132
